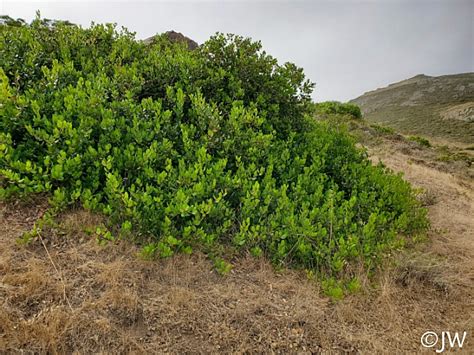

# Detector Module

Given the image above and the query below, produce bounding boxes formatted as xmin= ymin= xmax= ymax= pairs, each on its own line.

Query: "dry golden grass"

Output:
xmin=1 ymin=146 xmax=473 ymax=353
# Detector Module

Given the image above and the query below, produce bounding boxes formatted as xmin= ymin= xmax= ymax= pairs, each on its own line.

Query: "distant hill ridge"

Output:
xmin=351 ymin=73 xmax=474 ymax=145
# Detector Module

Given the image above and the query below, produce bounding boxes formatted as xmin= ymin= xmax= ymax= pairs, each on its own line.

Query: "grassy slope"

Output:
xmin=351 ymin=73 xmax=474 ymax=145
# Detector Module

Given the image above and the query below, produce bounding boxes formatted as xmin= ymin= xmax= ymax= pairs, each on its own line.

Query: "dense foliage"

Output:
xmin=314 ymin=101 xmax=362 ymax=119
xmin=0 ymin=16 xmax=427 ymax=283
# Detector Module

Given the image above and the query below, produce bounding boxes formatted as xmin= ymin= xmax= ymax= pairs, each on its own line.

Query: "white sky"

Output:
xmin=2 ymin=0 xmax=473 ymax=102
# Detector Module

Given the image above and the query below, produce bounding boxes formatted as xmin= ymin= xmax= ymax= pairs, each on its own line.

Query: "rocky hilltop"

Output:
xmin=143 ymin=30 xmax=198 ymax=50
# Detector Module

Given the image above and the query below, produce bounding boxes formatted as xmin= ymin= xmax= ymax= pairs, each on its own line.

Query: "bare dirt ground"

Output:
xmin=1 ymin=144 xmax=473 ymax=353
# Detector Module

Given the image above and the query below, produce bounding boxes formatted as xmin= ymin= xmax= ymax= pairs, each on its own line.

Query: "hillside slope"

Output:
xmin=351 ymin=73 xmax=474 ymax=145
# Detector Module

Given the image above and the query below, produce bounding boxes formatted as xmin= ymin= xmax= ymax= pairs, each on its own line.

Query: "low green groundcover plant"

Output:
xmin=408 ymin=135 xmax=431 ymax=148
xmin=0 ymin=16 xmax=428 ymax=283
xmin=313 ymin=101 xmax=362 ymax=119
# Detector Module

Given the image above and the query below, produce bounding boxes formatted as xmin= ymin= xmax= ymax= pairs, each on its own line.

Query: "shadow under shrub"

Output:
xmin=0 ymin=16 xmax=428 ymax=279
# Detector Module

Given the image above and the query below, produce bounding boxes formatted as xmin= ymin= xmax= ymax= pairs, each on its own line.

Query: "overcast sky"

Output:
xmin=2 ymin=0 xmax=473 ymax=101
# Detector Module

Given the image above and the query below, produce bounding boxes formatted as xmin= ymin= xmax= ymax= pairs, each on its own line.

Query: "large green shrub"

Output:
xmin=314 ymin=101 xmax=362 ymax=119
xmin=0 ymin=16 xmax=427 ymax=279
